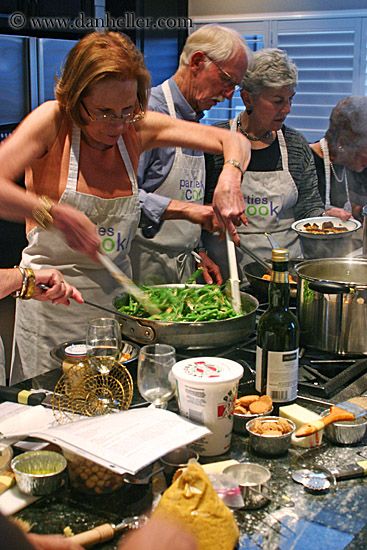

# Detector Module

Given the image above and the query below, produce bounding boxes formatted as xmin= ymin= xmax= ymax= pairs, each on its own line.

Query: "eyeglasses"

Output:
xmin=204 ymin=53 xmax=242 ymax=89
xmin=81 ymin=98 xmax=145 ymax=123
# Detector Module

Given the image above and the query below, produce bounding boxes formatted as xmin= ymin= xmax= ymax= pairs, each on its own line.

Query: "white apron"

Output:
xmin=10 ymin=125 xmax=140 ymax=384
xmin=203 ymin=116 xmax=302 ymax=281
xmin=130 ymin=80 xmax=205 ymax=284
xmin=320 ymin=138 xmax=352 ymax=212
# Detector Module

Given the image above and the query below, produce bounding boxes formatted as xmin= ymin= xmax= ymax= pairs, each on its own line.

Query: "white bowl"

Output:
xmin=291 ymin=216 xmax=361 ymax=240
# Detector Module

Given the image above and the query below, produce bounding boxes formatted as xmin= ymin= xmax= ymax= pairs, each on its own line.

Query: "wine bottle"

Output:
xmin=255 ymin=248 xmax=299 ymax=411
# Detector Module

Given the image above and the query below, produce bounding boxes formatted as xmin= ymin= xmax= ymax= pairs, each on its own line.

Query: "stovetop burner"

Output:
xmin=176 ymin=289 xmax=367 ymax=399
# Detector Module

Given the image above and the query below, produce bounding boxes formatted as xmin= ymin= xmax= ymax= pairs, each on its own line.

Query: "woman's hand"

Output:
xmin=27 ymin=533 xmax=85 ymax=550
xmin=325 ymin=207 xmax=353 ymax=221
xmin=51 ymin=203 xmax=100 ymax=262
xmin=213 ymin=164 xmax=248 ymax=246
xmin=33 ymin=269 xmax=83 ymax=306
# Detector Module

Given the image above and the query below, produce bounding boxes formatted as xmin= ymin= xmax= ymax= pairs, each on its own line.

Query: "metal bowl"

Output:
xmin=246 ymin=416 xmax=296 ymax=456
xmin=11 ymin=451 xmax=67 ymax=496
xmin=233 ymin=406 xmax=274 ymax=436
xmin=50 ymin=339 xmax=140 ymax=365
xmin=321 ymin=410 xmax=367 ymax=445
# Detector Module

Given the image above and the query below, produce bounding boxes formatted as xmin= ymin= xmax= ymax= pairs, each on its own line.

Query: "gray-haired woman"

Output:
xmin=310 ymin=96 xmax=367 ymax=221
xmin=204 ymin=48 xmax=328 ymax=280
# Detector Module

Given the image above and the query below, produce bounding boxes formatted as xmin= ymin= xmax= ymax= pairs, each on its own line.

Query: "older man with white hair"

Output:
xmin=131 ymin=25 xmax=252 ymax=285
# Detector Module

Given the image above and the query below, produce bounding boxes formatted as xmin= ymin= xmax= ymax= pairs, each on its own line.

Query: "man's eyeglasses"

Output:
xmin=204 ymin=53 xmax=242 ymax=89
xmin=81 ymin=98 xmax=145 ymax=123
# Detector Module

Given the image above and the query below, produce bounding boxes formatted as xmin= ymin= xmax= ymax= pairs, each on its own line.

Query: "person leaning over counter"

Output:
xmin=310 ymin=96 xmax=367 ymax=221
xmin=130 ymin=24 xmax=252 ymax=285
xmin=203 ymin=48 xmax=326 ymax=281
xmin=0 ymin=31 xmax=250 ymax=384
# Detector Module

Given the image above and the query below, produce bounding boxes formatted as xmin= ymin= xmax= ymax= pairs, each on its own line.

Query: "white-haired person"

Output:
xmin=310 ymin=96 xmax=367 ymax=221
xmin=203 ymin=48 xmax=330 ymax=280
xmin=130 ymin=24 xmax=252 ymax=285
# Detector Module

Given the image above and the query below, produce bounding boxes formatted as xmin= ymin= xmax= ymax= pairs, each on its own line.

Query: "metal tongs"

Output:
xmin=97 ymin=252 xmax=160 ymax=315
xmin=225 ymin=232 xmax=241 ymax=314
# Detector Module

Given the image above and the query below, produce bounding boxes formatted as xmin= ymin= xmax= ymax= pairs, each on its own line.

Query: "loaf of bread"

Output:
xmin=152 ymin=461 xmax=239 ymax=550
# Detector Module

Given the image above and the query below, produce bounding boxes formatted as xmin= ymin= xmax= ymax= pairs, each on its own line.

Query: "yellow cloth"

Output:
xmin=152 ymin=461 xmax=239 ymax=550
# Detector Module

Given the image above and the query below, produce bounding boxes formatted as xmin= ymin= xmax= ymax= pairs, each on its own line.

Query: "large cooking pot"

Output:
xmin=295 ymin=258 xmax=367 ymax=355
xmin=243 ymin=259 xmax=300 ymax=298
xmin=112 ymin=284 xmax=258 ymax=349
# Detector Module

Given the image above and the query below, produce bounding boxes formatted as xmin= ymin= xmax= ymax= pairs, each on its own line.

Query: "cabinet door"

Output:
xmin=0 ymin=35 xmax=29 ymax=124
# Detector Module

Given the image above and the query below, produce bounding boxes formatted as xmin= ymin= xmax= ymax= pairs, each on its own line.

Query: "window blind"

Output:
xmin=193 ymin=12 xmax=367 ymax=141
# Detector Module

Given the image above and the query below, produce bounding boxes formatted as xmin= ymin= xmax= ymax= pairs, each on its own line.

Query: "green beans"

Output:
xmin=116 ymin=284 xmax=252 ymax=322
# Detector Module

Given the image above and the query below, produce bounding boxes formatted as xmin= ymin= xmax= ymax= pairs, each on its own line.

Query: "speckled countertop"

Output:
xmin=9 ymin=364 xmax=367 ymax=550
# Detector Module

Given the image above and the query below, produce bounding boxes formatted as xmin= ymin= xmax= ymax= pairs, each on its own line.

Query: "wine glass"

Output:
xmin=137 ymin=344 xmax=176 ymax=409
xmin=86 ymin=317 xmax=122 ymax=374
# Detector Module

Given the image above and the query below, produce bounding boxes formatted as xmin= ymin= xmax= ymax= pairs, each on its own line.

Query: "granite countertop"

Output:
xmin=10 ymin=365 xmax=367 ymax=550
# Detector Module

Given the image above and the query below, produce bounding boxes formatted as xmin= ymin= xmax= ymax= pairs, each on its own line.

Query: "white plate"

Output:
xmin=291 ymin=216 xmax=361 ymax=239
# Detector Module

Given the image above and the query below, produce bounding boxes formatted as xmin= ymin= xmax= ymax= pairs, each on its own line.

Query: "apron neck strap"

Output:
xmin=67 ymin=124 xmax=138 ymax=194
xmin=162 ymin=80 xmax=182 ymax=156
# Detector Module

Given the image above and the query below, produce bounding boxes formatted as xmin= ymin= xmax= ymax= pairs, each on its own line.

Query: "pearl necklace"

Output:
xmin=237 ymin=117 xmax=272 ymax=141
xmin=330 ymin=162 xmax=346 ymax=184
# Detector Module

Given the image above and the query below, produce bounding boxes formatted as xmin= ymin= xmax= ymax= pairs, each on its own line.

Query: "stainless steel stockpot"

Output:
xmin=295 ymin=258 xmax=367 ymax=355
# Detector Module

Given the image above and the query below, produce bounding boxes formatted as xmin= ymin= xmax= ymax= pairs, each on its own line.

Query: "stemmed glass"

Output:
xmin=137 ymin=344 xmax=176 ymax=409
xmin=86 ymin=317 xmax=122 ymax=374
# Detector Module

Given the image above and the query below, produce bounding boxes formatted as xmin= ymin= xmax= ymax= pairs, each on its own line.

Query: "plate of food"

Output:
xmin=50 ymin=339 xmax=140 ymax=365
xmin=291 ymin=216 xmax=361 ymax=239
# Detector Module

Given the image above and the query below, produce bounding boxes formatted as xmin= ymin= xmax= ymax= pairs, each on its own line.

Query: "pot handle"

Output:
xmin=308 ymin=281 xmax=349 ymax=294
xmin=119 ymin=317 xmax=156 ymax=344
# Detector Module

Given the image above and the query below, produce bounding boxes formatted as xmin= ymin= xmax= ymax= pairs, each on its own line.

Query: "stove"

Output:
xmin=176 ymin=289 xmax=367 ymax=400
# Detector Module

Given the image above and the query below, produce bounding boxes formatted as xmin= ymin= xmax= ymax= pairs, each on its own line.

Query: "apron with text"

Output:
xmin=130 ymin=79 xmax=205 ymax=284
xmin=203 ymin=116 xmax=302 ymax=281
xmin=10 ymin=125 xmax=140 ymax=383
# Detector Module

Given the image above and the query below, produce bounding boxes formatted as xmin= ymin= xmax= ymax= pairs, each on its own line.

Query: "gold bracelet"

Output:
xmin=32 ymin=195 xmax=54 ymax=229
xmin=22 ymin=268 xmax=35 ymax=300
xmin=12 ymin=266 xmax=27 ymax=298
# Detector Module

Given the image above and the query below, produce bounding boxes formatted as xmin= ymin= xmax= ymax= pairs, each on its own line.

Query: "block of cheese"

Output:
xmin=279 ymin=403 xmax=324 ymax=448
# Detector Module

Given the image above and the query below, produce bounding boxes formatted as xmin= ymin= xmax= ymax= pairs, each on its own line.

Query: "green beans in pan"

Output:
xmin=116 ymin=284 xmax=252 ymax=322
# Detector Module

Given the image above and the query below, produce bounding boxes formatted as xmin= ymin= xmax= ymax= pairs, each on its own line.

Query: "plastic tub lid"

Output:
xmin=172 ymin=357 xmax=243 ymax=384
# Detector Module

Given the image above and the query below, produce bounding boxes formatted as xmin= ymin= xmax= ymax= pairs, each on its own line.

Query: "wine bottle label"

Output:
xmin=255 ymin=346 xmax=298 ymax=402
